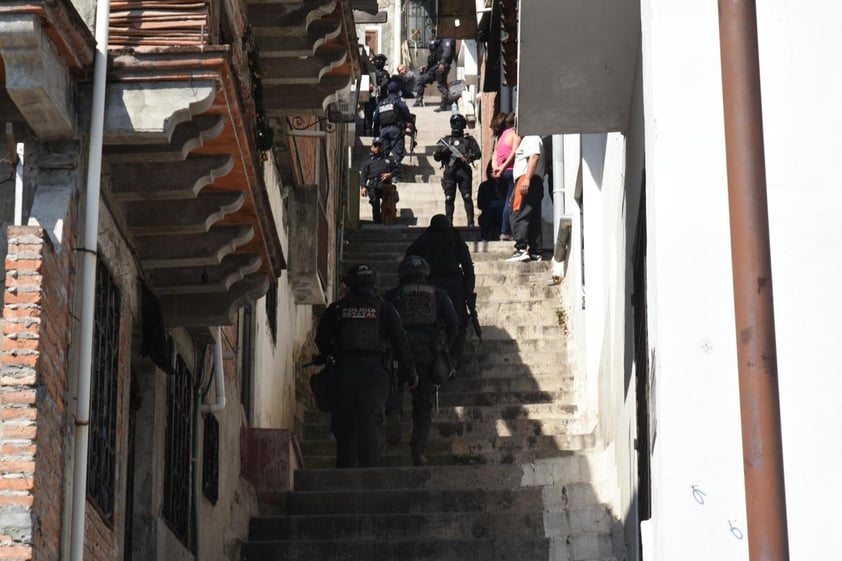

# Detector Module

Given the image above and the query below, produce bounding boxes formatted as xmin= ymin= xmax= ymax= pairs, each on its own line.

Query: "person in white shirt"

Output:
xmin=505 ymin=135 xmax=545 ymax=261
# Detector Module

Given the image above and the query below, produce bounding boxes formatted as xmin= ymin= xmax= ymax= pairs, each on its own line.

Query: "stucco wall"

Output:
xmin=640 ymin=1 xmax=842 ymax=559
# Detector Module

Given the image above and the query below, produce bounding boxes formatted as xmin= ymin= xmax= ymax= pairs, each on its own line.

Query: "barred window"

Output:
xmin=202 ymin=413 xmax=219 ymax=504
xmin=163 ymin=356 xmax=193 ymax=545
xmin=87 ymin=259 xmax=121 ymax=523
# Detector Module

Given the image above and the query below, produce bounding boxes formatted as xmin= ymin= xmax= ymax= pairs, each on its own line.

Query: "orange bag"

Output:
xmin=512 ymin=174 xmax=528 ymax=212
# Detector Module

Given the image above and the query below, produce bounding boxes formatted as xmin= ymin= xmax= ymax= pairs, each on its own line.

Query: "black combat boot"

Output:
xmin=411 ymin=448 xmax=428 ymax=467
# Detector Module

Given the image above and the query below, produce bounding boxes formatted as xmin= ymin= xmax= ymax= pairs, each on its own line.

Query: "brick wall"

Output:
xmin=0 ymin=226 xmax=73 ymax=561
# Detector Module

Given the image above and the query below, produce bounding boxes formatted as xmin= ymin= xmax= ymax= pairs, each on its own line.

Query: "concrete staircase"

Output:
xmin=241 ymin=102 xmax=624 ymax=561
xmin=358 ymin=103 xmax=477 ymax=228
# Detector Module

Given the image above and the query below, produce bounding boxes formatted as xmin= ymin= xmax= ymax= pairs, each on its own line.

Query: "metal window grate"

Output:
xmin=406 ymin=0 xmax=437 ymax=48
xmin=163 ymin=356 xmax=193 ymax=545
xmin=87 ymin=259 xmax=122 ymax=524
xmin=202 ymin=413 xmax=219 ymax=504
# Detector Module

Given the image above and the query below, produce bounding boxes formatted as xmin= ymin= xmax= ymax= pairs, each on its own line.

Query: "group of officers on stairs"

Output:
xmin=359 ymin=44 xmax=481 ymax=226
xmin=314 ymin=215 xmax=477 ymax=468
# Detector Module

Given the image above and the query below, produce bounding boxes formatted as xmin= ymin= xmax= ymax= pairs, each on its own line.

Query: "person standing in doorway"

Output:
xmin=490 ymin=112 xmax=520 ymax=241
xmin=506 ymin=134 xmax=546 ymax=262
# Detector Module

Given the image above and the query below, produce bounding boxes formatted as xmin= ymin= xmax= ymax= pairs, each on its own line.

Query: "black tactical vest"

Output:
xmin=377 ymin=98 xmax=399 ymax=126
xmin=394 ymin=284 xmax=437 ymax=329
xmin=335 ymin=296 xmax=386 ymax=354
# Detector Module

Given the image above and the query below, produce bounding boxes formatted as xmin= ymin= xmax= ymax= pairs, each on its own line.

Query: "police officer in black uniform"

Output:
xmin=359 ymin=137 xmax=399 ymax=224
xmin=315 ymin=264 xmax=417 ymax=468
xmin=384 ymin=255 xmax=459 ymax=466
xmin=415 ymin=38 xmax=456 ymax=110
xmin=363 ymin=53 xmax=391 ymax=135
xmin=373 ymin=81 xmax=412 ymax=175
xmin=405 ymin=215 xmax=476 ymax=375
xmin=433 ymin=113 xmax=481 ymax=227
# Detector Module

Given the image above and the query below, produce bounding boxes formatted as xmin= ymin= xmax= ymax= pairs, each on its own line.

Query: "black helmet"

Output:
xmin=371 ymin=136 xmax=383 ymax=146
xmin=372 ymin=53 xmax=387 ymax=69
xmin=450 ymin=113 xmax=467 ymax=132
xmin=429 ymin=214 xmax=451 ymax=231
xmin=341 ymin=264 xmax=377 ymax=290
xmin=398 ymin=255 xmax=431 ymax=283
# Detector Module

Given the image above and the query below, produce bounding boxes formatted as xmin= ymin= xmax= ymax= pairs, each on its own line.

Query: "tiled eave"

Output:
xmin=103 ymin=47 xmax=285 ymax=327
xmin=0 ymin=0 xmax=95 ymax=139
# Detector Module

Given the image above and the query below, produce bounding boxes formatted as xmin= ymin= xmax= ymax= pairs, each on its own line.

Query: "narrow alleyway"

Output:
xmin=242 ymin=103 xmax=624 ymax=560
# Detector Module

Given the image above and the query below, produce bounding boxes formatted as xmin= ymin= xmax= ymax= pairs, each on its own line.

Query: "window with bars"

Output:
xmin=202 ymin=413 xmax=219 ymax=504
xmin=163 ymin=356 xmax=193 ymax=545
xmin=406 ymin=0 xmax=437 ymax=48
xmin=87 ymin=259 xmax=121 ymax=524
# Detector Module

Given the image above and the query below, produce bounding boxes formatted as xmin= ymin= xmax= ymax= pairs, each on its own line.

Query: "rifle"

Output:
xmin=303 ymin=354 xmax=334 ymax=368
xmin=466 ymin=292 xmax=482 ymax=342
xmin=436 ymin=138 xmax=476 ymax=169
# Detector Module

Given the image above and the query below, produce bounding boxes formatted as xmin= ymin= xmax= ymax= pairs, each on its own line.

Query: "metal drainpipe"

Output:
xmin=717 ymin=2 xmax=790 ymax=560
xmin=69 ymin=1 xmax=110 ymax=560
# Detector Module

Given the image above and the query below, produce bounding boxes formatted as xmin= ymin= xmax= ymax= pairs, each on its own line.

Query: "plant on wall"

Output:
xmin=243 ymin=24 xmax=274 ymax=154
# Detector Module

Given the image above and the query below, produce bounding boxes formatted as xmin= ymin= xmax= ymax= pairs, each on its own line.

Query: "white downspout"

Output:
xmin=14 ymin=141 xmax=23 ymax=225
xmin=393 ymin=0 xmax=402 ymax=68
xmin=201 ymin=327 xmax=227 ymax=413
xmin=552 ymin=134 xmax=565 ymax=238
xmin=551 ymin=134 xmax=567 ymax=281
xmin=69 ymin=1 xmax=110 ymax=560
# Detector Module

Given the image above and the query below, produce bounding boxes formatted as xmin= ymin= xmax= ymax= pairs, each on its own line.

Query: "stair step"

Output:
xmin=283 ymin=482 xmax=609 ymax=515
xmin=305 ymin=402 xmax=584 ymax=426
xmin=242 ymin=536 xmax=618 ymax=561
xmin=301 ymin=432 xmax=596 ymax=463
xmin=291 ymin=459 xmax=604 ymax=491
xmin=304 ymin=414 xmax=593 ymax=441
xmin=250 ymin=508 xmax=616 ymax=541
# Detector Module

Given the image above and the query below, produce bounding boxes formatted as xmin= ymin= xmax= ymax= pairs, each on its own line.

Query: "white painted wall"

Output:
xmin=251 ymin=156 xmax=315 ymax=429
xmin=641 ymin=1 xmax=842 ymax=559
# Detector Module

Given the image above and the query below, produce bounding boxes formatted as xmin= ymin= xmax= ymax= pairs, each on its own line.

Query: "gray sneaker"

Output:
xmin=505 ymin=250 xmax=530 ymax=262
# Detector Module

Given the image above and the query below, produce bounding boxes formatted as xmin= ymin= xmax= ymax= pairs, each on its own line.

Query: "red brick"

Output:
xmin=0 ymin=496 xmax=33 ymax=507
xmin=2 ymin=308 xmax=42 ymax=321
xmin=1 ymin=409 xmax=36 ymax=421
xmin=3 ymin=293 xmax=41 ymax=306
xmin=0 ymin=461 xmax=35 ymax=475
xmin=0 ymin=545 xmax=33 ymax=559
xmin=1 ymin=355 xmax=37 ymax=368
xmin=1 ymin=444 xmax=36 ymax=456
xmin=1 ymin=426 xmax=36 ymax=440
xmin=0 ymin=478 xmax=33 ymax=491
xmin=1 ymin=391 xmax=37 ymax=405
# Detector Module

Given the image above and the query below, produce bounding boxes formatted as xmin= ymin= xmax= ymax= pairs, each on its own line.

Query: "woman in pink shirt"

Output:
xmin=490 ymin=112 xmax=521 ymax=240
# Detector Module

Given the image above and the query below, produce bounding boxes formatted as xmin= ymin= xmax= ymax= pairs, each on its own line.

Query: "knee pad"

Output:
xmin=462 ymin=191 xmax=473 ymax=201
xmin=445 ymin=194 xmax=455 ymax=203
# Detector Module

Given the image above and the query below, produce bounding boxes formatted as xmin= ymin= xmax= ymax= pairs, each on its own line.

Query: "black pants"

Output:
xmin=380 ymin=125 xmax=406 ymax=167
xmin=367 ymin=186 xmax=383 ymax=223
xmin=385 ymin=361 xmax=436 ymax=455
xmin=417 ymin=65 xmax=451 ymax=107
xmin=330 ymin=367 xmax=391 ymax=468
xmin=511 ymin=175 xmax=544 ymax=254
xmin=442 ymin=164 xmax=474 ymax=225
